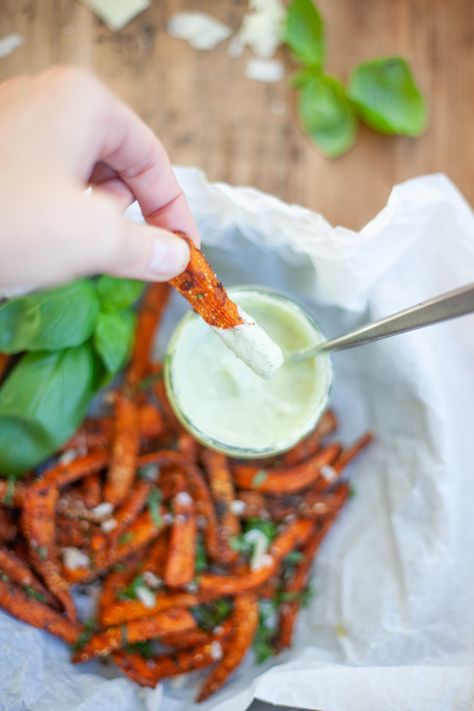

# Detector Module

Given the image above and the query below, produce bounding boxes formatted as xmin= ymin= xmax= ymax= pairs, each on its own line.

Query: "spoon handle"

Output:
xmin=293 ymin=282 xmax=474 ymax=359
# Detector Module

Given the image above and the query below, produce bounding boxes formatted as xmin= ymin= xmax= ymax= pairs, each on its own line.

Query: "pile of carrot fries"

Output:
xmin=0 ymin=283 xmax=372 ymax=702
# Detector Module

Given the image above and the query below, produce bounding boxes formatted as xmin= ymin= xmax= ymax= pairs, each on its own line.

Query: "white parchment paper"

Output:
xmin=1 ymin=170 xmax=473 ymax=711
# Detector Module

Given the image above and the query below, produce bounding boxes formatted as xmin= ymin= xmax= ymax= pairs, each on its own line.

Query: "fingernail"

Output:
xmin=149 ymin=234 xmax=189 ymax=279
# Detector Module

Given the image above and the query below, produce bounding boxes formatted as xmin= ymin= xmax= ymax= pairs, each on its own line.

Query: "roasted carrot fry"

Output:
xmin=198 ymin=520 xmax=314 ymax=598
xmin=180 ymin=465 xmax=221 ymax=562
xmin=104 ymin=393 xmax=139 ymax=505
xmin=79 ymin=472 xmax=102 ymax=509
xmin=197 ymin=593 xmax=259 ymax=702
xmin=99 ymin=565 xmax=135 ymax=625
xmin=112 ymin=650 xmax=159 ymax=687
xmin=170 ymin=235 xmax=243 ymax=329
xmin=108 ymin=479 xmax=151 ymax=546
xmin=127 ymin=283 xmax=170 ymax=388
xmin=0 ymin=480 xmax=25 ymax=507
xmin=0 ymin=576 xmax=82 ymax=643
xmin=143 ymin=531 xmax=169 ymax=577
xmin=22 ymin=482 xmax=77 ymax=621
xmin=0 ymin=545 xmax=56 ymax=605
xmin=333 ymin=432 xmax=374 ymax=473
xmin=281 ymin=410 xmax=338 ymax=466
xmin=73 ymin=608 xmax=196 ymax=663
xmin=41 ymin=450 xmax=108 ymax=489
xmin=137 ymin=403 xmax=165 ymax=442
xmin=233 ymin=443 xmax=342 ymax=494
xmin=201 ymin=450 xmax=240 ymax=563
xmin=138 ymin=450 xmax=192 ymax=469
xmin=177 ymin=433 xmax=200 ymax=461
xmin=153 ymin=374 xmax=183 ymax=433
xmin=164 ymin=489 xmax=196 ymax=588
xmin=101 ymin=590 xmax=200 ymax=627
xmin=0 ymin=507 xmax=18 ymax=542
xmin=236 ymin=483 xmax=350 ymax=521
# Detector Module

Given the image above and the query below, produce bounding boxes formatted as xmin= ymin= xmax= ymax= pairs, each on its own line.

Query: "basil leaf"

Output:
xmin=348 ymin=57 xmax=427 ymax=136
xmin=96 ymin=276 xmax=145 ymax=310
xmin=282 ymin=0 xmax=325 ymax=69
xmin=0 ymin=280 xmax=99 ymax=354
xmin=0 ymin=345 xmax=97 ymax=475
xmin=93 ymin=309 xmax=135 ymax=376
xmin=298 ymin=74 xmax=358 ymax=157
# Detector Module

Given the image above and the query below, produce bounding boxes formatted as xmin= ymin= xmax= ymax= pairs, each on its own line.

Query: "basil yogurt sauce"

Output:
xmin=166 ymin=288 xmax=331 ymax=456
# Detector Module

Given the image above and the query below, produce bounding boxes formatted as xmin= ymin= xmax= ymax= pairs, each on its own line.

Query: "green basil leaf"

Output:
xmin=93 ymin=310 xmax=136 ymax=376
xmin=298 ymin=74 xmax=358 ymax=157
xmin=348 ymin=57 xmax=427 ymax=136
xmin=0 ymin=280 xmax=99 ymax=354
xmin=96 ymin=276 xmax=145 ymax=310
xmin=282 ymin=0 xmax=325 ymax=68
xmin=0 ymin=345 xmax=97 ymax=475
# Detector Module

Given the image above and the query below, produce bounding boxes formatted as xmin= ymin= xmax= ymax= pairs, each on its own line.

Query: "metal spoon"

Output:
xmin=288 ymin=282 xmax=474 ymax=361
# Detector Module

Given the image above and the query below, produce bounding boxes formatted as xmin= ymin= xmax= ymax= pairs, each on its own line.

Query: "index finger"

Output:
xmin=94 ymin=88 xmax=199 ymax=245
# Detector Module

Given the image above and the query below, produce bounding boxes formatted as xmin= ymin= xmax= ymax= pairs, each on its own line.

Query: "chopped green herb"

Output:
xmin=253 ymin=603 xmax=277 ymax=664
xmin=195 ymin=292 xmax=206 ymax=300
xmin=71 ymin=618 xmax=97 ymax=651
xmin=112 ymin=562 xmax=126 ymax=573
xmin=195 ymin=535 xmax=207 ymax=573
xmin=137 ymin=370 xmax=163 ymax=391
xmin=23 ymin=585 xmax=46 ymax=602
xmin=191 ymin=599 xmax=233 ymax=631
xmin=349 ymin=484 xmax=356 ymax=498
xmin=3 ymin=476 xmax=15 ymax=506
xmin=284 ymin=551 xmax=305 ymax=566
xmin=277 ymin=584 xmax=315 ymax=608
xmin=37 ymin=545 xmax=48 ymax=561
xmin=125 ymin=640 xmax=155 ymax=659
xmin=244 ymin=519 xmax=278 ymax=541
xmin=117 ymin=574 xmax=147 ymax=601
xmin=138 ymin=464 xmax=159 ymax=481
xmin=231 ymin=519 xmax=278 ymax=559
xmin=147 ymin=488 xmax=162 ymax=527
xmin=252 ymin=470 xmax=268 ymax=488
xmin=0 ymin=572 xmax=9 ymax=582
xmin=118 ymin=532 xmax=134 ymax=546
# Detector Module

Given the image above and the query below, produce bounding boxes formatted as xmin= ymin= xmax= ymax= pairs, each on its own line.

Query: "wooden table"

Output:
xmin=1 ymin=0 xmax=472 ymax=229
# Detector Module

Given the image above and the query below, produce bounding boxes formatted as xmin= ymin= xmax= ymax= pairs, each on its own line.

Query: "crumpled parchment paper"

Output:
xmin=1 ymin=170 xmax=473 ymax=711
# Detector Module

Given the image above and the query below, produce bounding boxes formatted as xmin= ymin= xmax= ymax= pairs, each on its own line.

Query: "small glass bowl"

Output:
xmin=164 ymin=286 xmax=332 ymax=459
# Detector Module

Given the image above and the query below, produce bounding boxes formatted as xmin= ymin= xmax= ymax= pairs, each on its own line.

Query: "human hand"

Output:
xmin=0 ymin=66 xmax=197 ymax=292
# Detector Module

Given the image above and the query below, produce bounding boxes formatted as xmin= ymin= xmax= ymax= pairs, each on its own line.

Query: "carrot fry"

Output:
xmin=22 ymin=482 xmax=76 ymax=621
xmin=99 ymin=565 xmax=136 ymax=626
xmin=164 ymin=488 xmax=196 ymax=588
xmin=198 ymin=520 xmax=314 ymax=598
xmin=177 ymin=433 xmax=200 ymax=461
xmin=101 ymin=590 xmax=200 ymax=627
xmin=143 ymin=531 xmax=169 ymax=577
xmin=127 ymin=283 xmax=170 ymax=388
xmin=237 ymin=483 xmax=350 ymax=522
xmin=112 ymin=650 xmax=160 ymax=687
xmin=0 ymin=545 xmax=56 ymax=605
xmin=0 ymin=480 xmax=26 ymax=507
xmin=41 ymin=450 xmax=108 ymax=489
xmin=180 ymin=465 xmax=221 ymax=562
xmin=79 ymin=473 xmax=102 ymax=509
xmin=170 ymin=235 xmax=243 ymax=329
xmin=201 ymin=450 xmax=240 ymax=563
xmin=0 ymin=576 xmax=82 ymax=643
xmin=153 ymin=375 xmax=183 ymax=433
xmin=73 ymin=608 xmax=196 ymax=663
xmin=104 ymin=393 xmax=139 ymax=506
xmin=138 ymin=450 xmax=192 ymax=469
xmin=108 ymin=479 xmax=151 ymax=546
xmin=233 ymin=443 xmax=342 ymax=494
xmin=197 ymin=593 xmax=259 ymax=702
xmin=333 ymin=432 xmax=374 ymax=473
xmin=281 ymin=410 xmax=338 ymax=466
xmin=137 ymin=403 xmax=165 ymax=442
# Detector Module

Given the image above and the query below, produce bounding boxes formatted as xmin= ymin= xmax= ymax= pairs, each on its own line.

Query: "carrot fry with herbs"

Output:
xmin=73 ymin=608 xmax=196 ymax=663
xmin=56 ymin=516 xmax=94 ymax=549
xmin=22 ymin=483 xmax=76 ymax=621
xmin=281 ymin=410 xmax=338 ymax=466
xmin=0 ymin=576 xmax=82 ymax=643
xmin=233 ymin=443 xmax=342 ymax=494
xmin=101 ymin=590 xmax=201 ymax=626
xmin=202 ymin=449 xmax=240 ymax=563
xmin=112 ymin=650 xmax=160 ymax=687
xmin=170 ymin=235 xmax=243 ymax=329
xmin=108 ymin=479 xmax=151 ymax=546
xmin=79 ymin=473 xmax=102 ymax=509
xmin=0 ymin=480 xmax=25 ymax=507
xmin=42 ymin=450 xmax=108 ymax=489
xmin=197 ymin=593 xmax=259 ymax=702
xmin=0 ymin=545 xmax=56 ymax=605
xmin=127 ymin=282 xmax=170 ymax=388
xmin=104 ymin=393 xmax=140 ymax=505
xmin=164 ymin=489 xmax=196 ymax=588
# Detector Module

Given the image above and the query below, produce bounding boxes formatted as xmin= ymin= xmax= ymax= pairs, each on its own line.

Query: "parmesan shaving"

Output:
xmin=62 ymin=547 xmax=89 ymax=570
xmin=135 ymin=586 xmax=157 ymax=608
xmin=0 ymin=34 xmax=23 ymax=59
xmin=245 ymin=58 xmax=284 ymax=83
xmin=167 ymin=13 xmax=232 ymax=51
xmin=229 ymin=0 xmax=284 ymax=59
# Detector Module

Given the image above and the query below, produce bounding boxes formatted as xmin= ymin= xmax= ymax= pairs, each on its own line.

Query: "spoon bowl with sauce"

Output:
xmin=164 ymin=287 xmax=332 ymax=459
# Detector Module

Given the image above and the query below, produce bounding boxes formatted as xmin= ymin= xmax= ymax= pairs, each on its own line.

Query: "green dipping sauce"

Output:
xmin=164 ymin=287 xmax=332 ymax=458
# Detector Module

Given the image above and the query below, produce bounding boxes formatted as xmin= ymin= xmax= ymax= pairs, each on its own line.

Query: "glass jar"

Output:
xmin=164 ymin=286 xmax=332 ymax=459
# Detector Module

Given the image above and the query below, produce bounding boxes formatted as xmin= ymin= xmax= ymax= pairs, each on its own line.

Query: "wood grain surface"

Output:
xmin=1 ymin=0 xmax=472 ymax=229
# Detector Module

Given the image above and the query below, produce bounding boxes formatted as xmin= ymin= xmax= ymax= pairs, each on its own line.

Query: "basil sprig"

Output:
xmin=283 ymin=0 xmax=427 ymax=157
xmin=0 ymin=276 xmax=144 ymax=476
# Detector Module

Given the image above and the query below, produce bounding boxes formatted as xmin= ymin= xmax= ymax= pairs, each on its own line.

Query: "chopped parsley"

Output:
xmin=3 ymin=476 xmax=15 ymax=506
xmin=147 ymin=488 xmax=162 ymax=527
xmin=253 ymin=602 xmax=278 ymax=664
xmin=230 ymin=519 xmax=278 ymax=558
xmin=349 ymin=484 xmax=356 ymax=498
xmin=117 ymin=574 xmax=147 ymax=601
xmin=276 ymin=583 xmax=315 ymax=608
xmin=283 ymin=551 xmax=304 ymax=566
xmin=71 ymin=618 xmax=97 ymax=651
xmin=118 ymin=532 xmax=134 ymax=546
xmin=191 ymin=599 xmax=232 ymax=631
xmin=137 ymin=370 xmax=163 ymax=391
xmin=125 ymin=640 xmax=155 ymax=659
xmin=195 ymin=535 xmax=207 ymax=573
xmin=23 ymin=585 xmax=46 ymax=602
xmin=252 ymin=469 xmax=268 ymax=487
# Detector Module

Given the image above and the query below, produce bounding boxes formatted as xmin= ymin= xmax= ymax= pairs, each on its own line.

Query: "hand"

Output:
xmin=0 ymin=66 xmax=197 ymax=292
